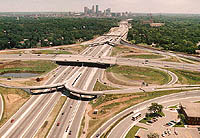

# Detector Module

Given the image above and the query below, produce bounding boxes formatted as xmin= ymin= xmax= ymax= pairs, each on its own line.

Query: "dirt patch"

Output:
xmin=1 ymin=92 xmax=30 ymax=127
xmin=54 ymin=45 xmax=88 ymax=54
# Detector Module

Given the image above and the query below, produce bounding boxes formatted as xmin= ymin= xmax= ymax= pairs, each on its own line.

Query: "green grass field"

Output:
xmin=123 ymin=54 xmax=164 ymax=59
xmin=168 ymin=69 xmax=200 ymax=84
xmin=93 ymin=81 xmax=118 ymax=91
xmin=106 ymin=65 xmax=170 ymax=85
xmin=32 ymin=50 xmax=72 ymax=55
xmin=125 ymin=126 xmax=144 ymax=138
xmin=0 ymin=60 xmax=57 ymax=76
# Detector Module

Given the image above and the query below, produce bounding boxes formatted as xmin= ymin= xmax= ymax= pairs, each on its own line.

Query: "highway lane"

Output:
xmin=0 ymin=66 xmax=69 ymax=138
xmin=116 ymin=58 xmax=200 ymax=72
xmin=92 ymin=90 xmax=200 ymax=138
xmin=109 ymin=96 xmax=200 ymax=138
xmin=47 ymin=47 xmax=109 ymax=138
xmin=0 ymin=20 xmax=129 ymax=138
xmin=0 ymin=66 xmax=65 ymax=136
xmin=21 ymin=67 xmax=82 ymax=138
xmin=48 ymin=38 xmax=113 ymax=137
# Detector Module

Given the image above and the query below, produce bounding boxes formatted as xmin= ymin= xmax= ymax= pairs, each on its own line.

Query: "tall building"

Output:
xmin=105 ymin=8 xmax=111 ymax=16
xmin=96 ymin=5 xmax=99 ymax=14
xmin=84 ymin=7 xmax=89 ymax=15
xmin=92 ymin=5 xmax=95 ymax=13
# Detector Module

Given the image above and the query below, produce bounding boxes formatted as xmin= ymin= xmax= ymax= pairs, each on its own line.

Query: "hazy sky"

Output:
xmin=0 ymin=0 xmax=200 ymax=14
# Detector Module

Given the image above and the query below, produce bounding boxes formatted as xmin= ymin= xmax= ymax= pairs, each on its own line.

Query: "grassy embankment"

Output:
xmin=111 ymin=45 xmax=147 ymax=57
xmin=125 ymin=126 xmax=146 ymax=138
xmin=161 ymin=56 xmax=181 ymax=62
xmin=87 ymin=89 xmax=196 ymax=138
xmin=123 ymin=54 xmax=164 ymax=59
xmin=0 ymin=87 xmax=30 ymax=127
xmin=0 ymin=60 xmax=57 ymax=75
xmin=106 ymin=65 xmax=170 ymax=86
xmin=32 ymin=50 xmax=71 ymax=55
xmin=168 ymin=69 xmax=200 ymax=85
xmin=93 ymin=81 xmax=118 ymax=91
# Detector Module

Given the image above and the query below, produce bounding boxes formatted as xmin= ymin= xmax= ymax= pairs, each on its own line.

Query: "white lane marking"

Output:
xmin=109 ymin=96 xmax=200 ymax=138
xmin=20 ymin=93 xmax=59 ymax=138
xmin=91 ymin=91 xmax=200 ymax=138
xmin=0 ymin=94 xmax=4 ymax=121
xmin=82 ymin=68 xmax=98 ymax=90
xmin=1 ymin=94 xmax=43 ymax=138
xmin=0 ymin=66 xmax=61 ymax=134
xmin=46 ymin=98 xmax=69 ymax=138
xmin=81 ymin=47 xmax=92 ymax=55
xmin=63 ymin=68 xmax=96 ymax=138
xmin=62 ymin=99 xmax=81 ymax=138
xmin=102 ymin=47 xmax=112 ymax=57
xmin=95 ymin=45 xmax=106 ymax=56
xmin=1 ymin=66 xmax=69 ymax=138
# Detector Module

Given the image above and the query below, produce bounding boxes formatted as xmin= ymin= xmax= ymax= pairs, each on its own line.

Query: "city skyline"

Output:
xmin=0 ymin=0 xmax=200 ymax=14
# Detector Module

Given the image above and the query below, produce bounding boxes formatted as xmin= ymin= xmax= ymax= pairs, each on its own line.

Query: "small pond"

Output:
xmin=0 ymin=73 xmax=39 ymax=78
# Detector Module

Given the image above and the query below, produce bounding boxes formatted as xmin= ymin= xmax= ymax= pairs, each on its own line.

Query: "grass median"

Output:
xmin=35 ymin=96 xmax=67 ymax=138
xmin=125 ymin=126 xmax=146 ymax=138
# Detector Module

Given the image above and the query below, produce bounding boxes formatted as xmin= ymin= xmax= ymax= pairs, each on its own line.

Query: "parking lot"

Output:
xmin=136 ymin=106 xmax=200 ymax=138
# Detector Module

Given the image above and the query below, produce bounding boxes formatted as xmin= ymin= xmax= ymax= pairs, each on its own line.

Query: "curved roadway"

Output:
xmin=91 ymin=90 xmax=200 ymax=138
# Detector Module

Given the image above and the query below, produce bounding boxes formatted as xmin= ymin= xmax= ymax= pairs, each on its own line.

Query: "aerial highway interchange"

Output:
xmin=0 ymin=20 xmax=200 ymax=138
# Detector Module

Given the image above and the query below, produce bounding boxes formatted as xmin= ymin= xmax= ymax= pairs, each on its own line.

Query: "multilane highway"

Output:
xmin=0 ymin=21 xmax=128 ymax=138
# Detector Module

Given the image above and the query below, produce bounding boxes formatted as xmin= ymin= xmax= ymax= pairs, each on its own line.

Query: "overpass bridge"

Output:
xmin=0 ymin=72 xmax=104 ymax=96
xmin=54 ymin=55 xmax=116 ymax=68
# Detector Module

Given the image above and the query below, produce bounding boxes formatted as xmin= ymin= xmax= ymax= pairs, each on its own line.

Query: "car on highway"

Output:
xmin=135 ymin=136 xmax=141 ymax=138
xmin=11 ymin=119 xmax=14 ymax=123
xmin=57 ymin=122 xmax=60 ymax=126
xmin=69 ymin=130 xmax=72 ymax=135
xmin=62 ymin=112 xmax=64 ymax=115
xmin=66 ymin=126 xmax=69 ymax=132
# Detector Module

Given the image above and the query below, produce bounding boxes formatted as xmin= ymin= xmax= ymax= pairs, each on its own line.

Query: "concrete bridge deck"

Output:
xmin=54 ymin=55 xmax=116 ymax=66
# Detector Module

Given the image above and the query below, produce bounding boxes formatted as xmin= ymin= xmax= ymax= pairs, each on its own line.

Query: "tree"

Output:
xmin=178 ymin=114 xmax=186 ymax=123
xmin=147 ymin=132 xmax=159 ymax=138
xmin=148 ymin=103 xmax=163 ymax=114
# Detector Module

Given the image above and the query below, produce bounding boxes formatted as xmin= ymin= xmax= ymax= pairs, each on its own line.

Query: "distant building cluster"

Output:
xmin=83 ymin=5 xmax=132 ymax=17
xmin=84 ymin=5 xmax=112 ymax=17
xmin=0 ymin=5 xmax=135 ymax=18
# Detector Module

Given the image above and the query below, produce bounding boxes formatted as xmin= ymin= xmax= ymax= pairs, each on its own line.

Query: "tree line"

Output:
xmin=0 ymin=17 xmax=118 ymax=50
xmin=127 ymin=15 xmax=200 ymax=54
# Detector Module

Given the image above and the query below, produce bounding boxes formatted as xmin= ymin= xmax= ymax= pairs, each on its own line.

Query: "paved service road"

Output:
xmin=91 ymin=90 xmax=200 ymax=138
